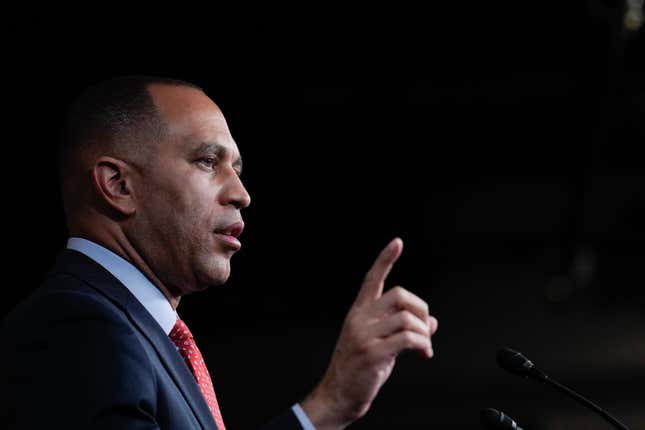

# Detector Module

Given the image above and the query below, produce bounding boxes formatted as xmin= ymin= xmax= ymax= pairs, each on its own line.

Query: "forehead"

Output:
xmin=148 ymin=83 xmax=240 ymax=156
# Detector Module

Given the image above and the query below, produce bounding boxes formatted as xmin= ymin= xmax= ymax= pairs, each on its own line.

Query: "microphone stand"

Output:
xmin=497 ymin=348 xmax=630 ymax=430
xmin=535 ymin=371 xmax=629 ymax=430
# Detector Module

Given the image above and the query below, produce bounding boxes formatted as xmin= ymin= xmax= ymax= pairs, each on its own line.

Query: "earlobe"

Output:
xmin=92 ymin=156 xmax=136 ymax=217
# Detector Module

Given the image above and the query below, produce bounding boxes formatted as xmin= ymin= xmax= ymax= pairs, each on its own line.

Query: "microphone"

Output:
xmin=496 ymin=348 xmax=547 ymax=380
xmin=480 ymin=408 xmax=524 ymax=430
xmin=497 ymin=347 xmax=630 ymax=430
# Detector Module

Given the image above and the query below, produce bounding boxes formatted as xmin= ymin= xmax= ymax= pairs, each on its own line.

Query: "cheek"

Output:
xmin=176 ymin=190 xmax=220 ymax=242
xmin=141 ymin=171 xmax=217 ymax=238
xmin=184 ymin=179 xmax=223 ymax=217
xmin=151 ymin=177 xmax=200 ymax=214
xmin=183 ymin=188 xmax=215 ymax=222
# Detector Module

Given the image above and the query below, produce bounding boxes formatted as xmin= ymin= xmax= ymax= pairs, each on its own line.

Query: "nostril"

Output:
xmin=233 ymin=195 xmax=250 ymax=209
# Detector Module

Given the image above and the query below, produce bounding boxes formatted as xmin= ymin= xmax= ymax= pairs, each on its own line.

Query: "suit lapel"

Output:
xmin=50 ymin=249 xmax=219 ymax=430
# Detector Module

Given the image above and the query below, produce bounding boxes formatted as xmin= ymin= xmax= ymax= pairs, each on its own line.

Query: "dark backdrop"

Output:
xmin=3 ymin=3 xmax=644 ymax=429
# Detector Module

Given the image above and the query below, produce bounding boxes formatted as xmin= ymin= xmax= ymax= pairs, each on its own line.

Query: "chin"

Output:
xmin=200 ymin=256 xmax=231 ymax=287
xmin=192 ymin=272 xmax=228 ymax=291
xmin=188 ymin=245 xmax=234 ymax=289
xmin=209 ymin=273 xmax=230 ymax=287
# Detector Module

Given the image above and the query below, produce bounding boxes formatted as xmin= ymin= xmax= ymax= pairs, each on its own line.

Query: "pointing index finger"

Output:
xmin=355 ymin=238 xmax=403 ymax=306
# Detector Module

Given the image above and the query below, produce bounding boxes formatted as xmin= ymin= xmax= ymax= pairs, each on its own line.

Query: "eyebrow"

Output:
xmin=193 ymin=141 xmax=243 ymax=173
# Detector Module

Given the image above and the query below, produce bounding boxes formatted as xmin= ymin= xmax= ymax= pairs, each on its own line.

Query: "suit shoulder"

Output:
xmin=0 ymin=274 xmax=161 ymax=428
xmin=2 ymin=272 xmax=132 ymax=338
xmin=1 ymin=271 xmax=158 ymax=395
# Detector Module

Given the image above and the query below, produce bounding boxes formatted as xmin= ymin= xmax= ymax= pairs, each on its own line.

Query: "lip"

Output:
xmin=215 ymin=232 xmax=242 ymax=250
xmin=214 ymin=221 xmax=244 ymax=251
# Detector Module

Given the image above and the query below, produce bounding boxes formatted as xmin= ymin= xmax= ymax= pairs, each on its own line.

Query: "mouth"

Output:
xmin=214 ymin=221 xmax=244 ymax=251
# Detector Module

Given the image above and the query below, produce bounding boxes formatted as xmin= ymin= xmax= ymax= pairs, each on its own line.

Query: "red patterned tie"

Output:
xmin=169 ymin=318 xmax=226 ymax=430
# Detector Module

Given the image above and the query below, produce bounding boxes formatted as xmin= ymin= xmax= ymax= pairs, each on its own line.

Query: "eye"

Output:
xmin=197 ymin=157 xmax=217 ymax=170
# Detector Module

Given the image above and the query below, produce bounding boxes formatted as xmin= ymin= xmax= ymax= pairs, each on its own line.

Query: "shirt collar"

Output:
xmin=66 ymin=237 xmax=178 ymax=335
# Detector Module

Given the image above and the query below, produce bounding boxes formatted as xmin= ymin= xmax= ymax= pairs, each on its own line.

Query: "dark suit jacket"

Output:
xmin=1 ymin=249 xmax=303 ymax=430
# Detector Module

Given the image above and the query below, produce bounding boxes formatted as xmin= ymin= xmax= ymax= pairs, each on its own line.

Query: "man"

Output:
xmin=0 ymin=76 xmax=438 ymax=429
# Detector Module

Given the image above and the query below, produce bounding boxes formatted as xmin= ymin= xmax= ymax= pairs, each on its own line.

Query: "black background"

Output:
xmin=3 ymin=3 xmax=645 ymax=429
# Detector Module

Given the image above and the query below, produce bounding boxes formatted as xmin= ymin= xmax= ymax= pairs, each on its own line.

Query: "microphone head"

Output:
xmin=480 ymin=408 xmax=522 ymax=430
xmin=496 ymin=347 xmax=536 ymax=378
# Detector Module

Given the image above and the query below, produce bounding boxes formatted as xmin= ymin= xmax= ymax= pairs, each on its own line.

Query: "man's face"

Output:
xmin=128 ymin=84 xmax=251 ymax=297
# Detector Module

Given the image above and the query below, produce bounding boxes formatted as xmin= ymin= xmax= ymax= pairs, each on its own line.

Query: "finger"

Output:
xmin=354 ymin=238 xmax=403 ymax=306
xmin=370 ymin=286 xmax=429 ymax=323
xmin=367 ymin=310 xmax=430 ymax=339
xmin=379 ymin=330 xmax=433 ymax=359
xmin=427 ymin=315 xmax=439 ymax=336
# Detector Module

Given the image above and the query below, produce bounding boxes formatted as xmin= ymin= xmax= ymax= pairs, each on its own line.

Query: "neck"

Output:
xmin=71 ymin=224 xmax=181 ymax=310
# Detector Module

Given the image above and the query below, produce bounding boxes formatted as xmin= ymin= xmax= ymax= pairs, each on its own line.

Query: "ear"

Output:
xmin=91 ymin=156 xmax=137 ymax=216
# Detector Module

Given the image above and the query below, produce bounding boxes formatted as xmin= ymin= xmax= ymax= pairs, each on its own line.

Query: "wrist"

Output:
xmin=301 ymin=383 xmax=353 ymax=430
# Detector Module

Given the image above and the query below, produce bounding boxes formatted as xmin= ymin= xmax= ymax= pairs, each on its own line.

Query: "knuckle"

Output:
xmin=399 ymin=311 xmax=415 ymax=329
xmin=402 ymin=331 xmax=416 ymax=345
xmin=421 ymin=301 xmax=429 ymax=316
xmin=392 ymin=286 xmax=408 ymax=304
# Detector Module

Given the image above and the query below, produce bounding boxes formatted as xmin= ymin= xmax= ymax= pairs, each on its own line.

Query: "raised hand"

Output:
xmin=301 ymin=238 xmax=439 ymax=430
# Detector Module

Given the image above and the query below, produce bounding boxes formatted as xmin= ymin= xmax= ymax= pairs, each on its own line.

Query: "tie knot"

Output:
xmin=169 ymin=318 xmax=193 ymax=342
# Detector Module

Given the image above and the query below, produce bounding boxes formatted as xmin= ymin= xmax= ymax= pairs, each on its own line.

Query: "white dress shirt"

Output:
xmin=67 ymin=237 xmax=315 ymax=430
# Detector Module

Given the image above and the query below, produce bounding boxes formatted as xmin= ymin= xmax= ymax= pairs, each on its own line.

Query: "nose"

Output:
xmin=222 ymin=170 xmax=251 ymax=210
